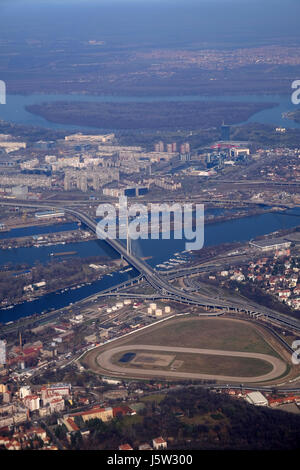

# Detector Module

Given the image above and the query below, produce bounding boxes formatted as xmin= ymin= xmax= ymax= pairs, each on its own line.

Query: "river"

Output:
xmin=1 ymin=207 xmax=300 ymax=324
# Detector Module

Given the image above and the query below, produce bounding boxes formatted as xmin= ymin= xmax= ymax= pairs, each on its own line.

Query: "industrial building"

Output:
xmin=249 ymin=239 xmax=291 ymax=252
xmin=35 ymin=210 xmax=65 ymax=219
xmin=245 ymin=392 xmax=268 ymax=407
xmin=103 ymin=186 xmax=149 ymax=198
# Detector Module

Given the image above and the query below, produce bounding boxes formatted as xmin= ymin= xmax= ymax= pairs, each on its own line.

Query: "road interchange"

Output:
xmin=2 ymin=200 xmax=300 ymax=333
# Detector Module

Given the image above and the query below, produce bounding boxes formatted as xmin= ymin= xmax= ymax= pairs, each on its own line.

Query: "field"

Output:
xmin=82 ymin=317 xmax=288 ymax=383
xmin=125 ymin=317 xmax=279 ymax=356
xmin=111 ymin=349 xmax=273 ymax=378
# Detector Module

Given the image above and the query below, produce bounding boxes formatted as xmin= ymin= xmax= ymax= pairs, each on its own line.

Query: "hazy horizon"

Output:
xmin=1 ymin=0 xmax=299 ymax=48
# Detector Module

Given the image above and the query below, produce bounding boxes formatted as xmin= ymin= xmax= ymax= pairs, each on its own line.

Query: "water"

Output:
xmin=133 ymin=208 xmax=300 ymax=266
xmin=1 ymin=93 xmax=300 ymax=130
xmin=0 ymin=269 xmax=138 ymax=325
xmin=0 ymin=222 xmax=79 ymax=240
xmin=0 ymin=239 xmax=118 ymax=268
xmin=1 ymin=207 xmax=300 ymax=323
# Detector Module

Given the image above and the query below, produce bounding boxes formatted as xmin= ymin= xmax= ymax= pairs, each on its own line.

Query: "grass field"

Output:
xmin=111 ymin=349 xmax=273 ymax=377
xmin=82 ymin=317 xmax=288 ymax=382
xmin=124 ymin=317 xmax=278 ymax=357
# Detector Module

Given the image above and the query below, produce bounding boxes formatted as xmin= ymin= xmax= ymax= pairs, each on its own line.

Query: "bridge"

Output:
xmin=2 ymin=200 xmax=300 ymax=331
xmin=66 ymin=207 xmax=232 ymax=309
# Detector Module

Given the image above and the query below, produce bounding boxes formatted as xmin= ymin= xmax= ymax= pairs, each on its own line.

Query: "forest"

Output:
xmin=57 ymin=387 xmax=300 ymax=450
xmin=26 ymin=101 xmax=276 ymax=131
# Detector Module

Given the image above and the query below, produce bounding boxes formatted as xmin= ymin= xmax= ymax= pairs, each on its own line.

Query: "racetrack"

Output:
xmin=93 ymin=344 xmax=287 ymax=383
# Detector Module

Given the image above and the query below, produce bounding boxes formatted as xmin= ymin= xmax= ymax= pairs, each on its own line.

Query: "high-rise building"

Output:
xmin=154 ymin=141 xmax=164 ymax=152
xmin=64 ymin=174 xmax=72 ymax=191
xmin=180 ymin=142 xmax=190 ymax=154
xmin=184 ymin=142 xmax=190 ymax=153
xmin=92 ymin=174 xmax=100 ymax=191
xmin=221 ymin=123 xmax=230 ymax=141
xmin=0 ymin=340 xmax=6 ymax=365
xmin=77 ymin=175 xmax=88 ymax=192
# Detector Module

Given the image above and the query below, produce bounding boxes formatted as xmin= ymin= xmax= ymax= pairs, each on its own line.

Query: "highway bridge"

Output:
xmin=66 ymin=207 xmax=233 ymax=310
xmin=65 ymin=208 xmax=300 ymax=332
xmin=2 ymin=200 xmax=300 ymax=332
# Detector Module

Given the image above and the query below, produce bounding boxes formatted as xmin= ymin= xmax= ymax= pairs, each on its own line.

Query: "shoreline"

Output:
xmin=0 ymin=206 xmax=299 ymax=329
xmin=0 ymin=205 xmax=285 ymax=250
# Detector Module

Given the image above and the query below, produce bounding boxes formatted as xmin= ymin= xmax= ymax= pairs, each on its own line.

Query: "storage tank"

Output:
xmin=147 ymin=307 xmax=153 ymax=315
xmin=124 ymin=299 xmax=131 ymax=305
xmin=150 ymin=303 xmax=157 ymax=310
xmin=155 ymin=309 xmax=163 ymax=316
xmin=165 ymin=306 xmax=171 ymax=313
xmin=106 ymin=308 xmax=112 ymax=313
xmin=116 ymin=302 xmax=123 ymax=309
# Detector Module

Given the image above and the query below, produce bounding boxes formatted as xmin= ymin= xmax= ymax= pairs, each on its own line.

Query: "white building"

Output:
xmin=49 ymin=397 xmax=65 ymax=413
xmin=19 ymin=386 xmax=31 ymax=400
xmin=152 ymin=437 xmax=167 ymax=450
xmin=35 ymin=210 xmax=65 ymax=219
xmin=245 ymin=391 xmax=268 ymax=407
xmin=24 ymin=395 xmax=40 ymax=411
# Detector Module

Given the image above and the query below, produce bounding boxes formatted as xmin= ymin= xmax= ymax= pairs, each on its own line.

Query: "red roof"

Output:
xmin=71 ymin=407 xmax=110 ymax=418
xmin=119 ymin=444 xmax=133 ymax=450
xmin=113 ymin=406 xmax=134 ymax=417
xmin=66 ymin=418 xmax=79 ymax=432
xmin=153 ymin=437 xmax=166 ymax=444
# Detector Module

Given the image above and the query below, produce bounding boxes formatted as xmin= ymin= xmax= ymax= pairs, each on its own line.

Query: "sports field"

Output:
xmin=111 ymin=349 xmax=273 ymax=377
xmin=129 ymin=317 xmax=279 ymax=356
xmin=82 ymin=317 xmax=288 ymax=383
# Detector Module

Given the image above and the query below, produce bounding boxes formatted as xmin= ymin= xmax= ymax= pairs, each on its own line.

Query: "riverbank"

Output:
xmin=0 ymin=228 xmax=94 ymax=250
xmin=1 ymin=206 xmax=300 ymax=325
xmin=0 ymin=255 xmax=121 ymax=311
xmin=0 ymin=205 xmax=277 ymax=250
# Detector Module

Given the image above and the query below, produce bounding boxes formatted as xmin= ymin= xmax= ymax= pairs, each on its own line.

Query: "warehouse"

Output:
xmin=35 ymin=210 xmax=65 ymax=219
xmin=245 ymin=391 xmax=268 ymax=407
xmin=249 ymin=239 xmax=291 ymax=252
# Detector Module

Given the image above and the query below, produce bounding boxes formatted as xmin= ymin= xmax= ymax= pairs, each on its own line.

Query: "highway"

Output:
xmin=2 ymin=200 xmax=300 ymax=332
xmin=44 ymin=208 xmax=300 ymax=333
xmin=66 ymin=207 xmax=237 ymax=310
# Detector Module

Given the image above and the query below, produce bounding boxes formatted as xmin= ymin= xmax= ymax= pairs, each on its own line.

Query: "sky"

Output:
xmin=0 ymin=0 xmax=299 ymax=48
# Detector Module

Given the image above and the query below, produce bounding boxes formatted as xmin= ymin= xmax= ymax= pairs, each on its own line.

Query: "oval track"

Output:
xmin=94 ymin=344 xmax=287 ymax=383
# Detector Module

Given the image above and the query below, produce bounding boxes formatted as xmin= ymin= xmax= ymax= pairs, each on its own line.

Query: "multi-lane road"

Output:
xmin=2 ymin=200 xmax=300 ymax=332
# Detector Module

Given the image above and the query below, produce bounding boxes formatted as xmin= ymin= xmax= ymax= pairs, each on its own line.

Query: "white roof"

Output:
xmin=246 ymin=391 xmax=268 ymax=405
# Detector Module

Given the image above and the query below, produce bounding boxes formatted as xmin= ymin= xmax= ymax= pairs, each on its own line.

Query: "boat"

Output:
xmin=120 ymin=267 xmax=133 ymax=273
xmin=51 ymin=251 xmax=77 ymax=257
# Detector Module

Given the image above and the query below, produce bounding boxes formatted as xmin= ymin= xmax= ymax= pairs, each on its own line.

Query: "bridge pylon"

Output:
xmin=126 ymin=222 xmax=132 ymax=255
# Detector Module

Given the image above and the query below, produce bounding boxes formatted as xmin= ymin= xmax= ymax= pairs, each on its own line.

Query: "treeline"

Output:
xmin=64 ymin=387 xmax=300 ymax=450
xmin=0 ymin=256 xmax=109 ymax=304
xmin=26 ymin=100 xmax=276 ymax=131
xmin=232 ymin=123 xmax=300 ymax=148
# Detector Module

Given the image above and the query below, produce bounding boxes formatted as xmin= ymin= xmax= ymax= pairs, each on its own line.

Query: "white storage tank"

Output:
xmin=116 ymin=302 xmax=123 ymax=309
xmin=150 ymin=303 xmax=157 ymax=310
xmin=165 ymin=306 xmax=171 ymax=313
xmin=106 ymin=308 xmax=112 ymax=313
xmin=112 ymin=306 xmax=117 ymax=311
xmin=155 ymin=309 xmax=163 ymax=316
xmin=124 ymin=299 xmax=132 ymax=305
xmin=147 ymin=307 xmax=153 ymax=315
